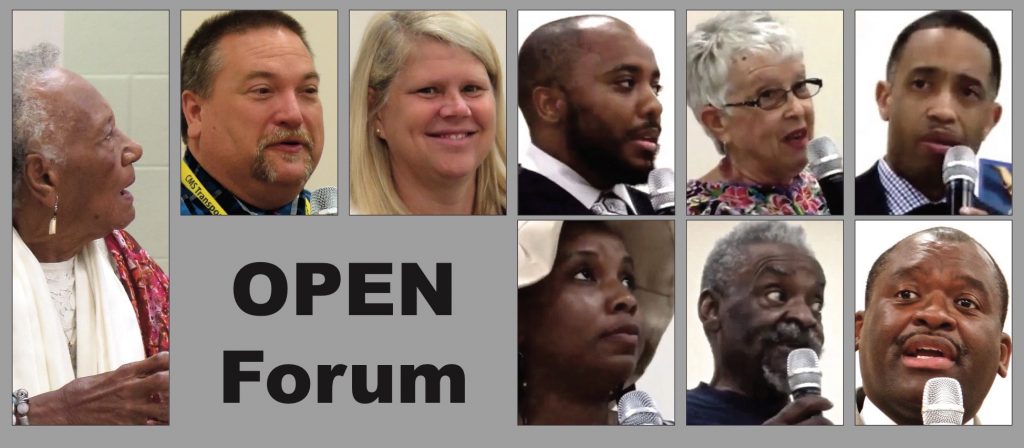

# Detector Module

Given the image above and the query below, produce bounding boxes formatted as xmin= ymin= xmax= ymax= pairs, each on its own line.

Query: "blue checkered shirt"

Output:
xmin=877 ymin=158 xmax=943 ymax=215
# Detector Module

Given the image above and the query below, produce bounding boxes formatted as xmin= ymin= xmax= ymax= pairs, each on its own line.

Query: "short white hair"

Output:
xmin=686 ymin=11 xmax=802 ymax=154
xmin=12 ymin=42 xmax=63 ymax=203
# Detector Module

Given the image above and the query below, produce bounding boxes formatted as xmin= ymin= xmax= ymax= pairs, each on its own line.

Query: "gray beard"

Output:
xmin=762 ymin=364 xmax=791 ymax=395
xmin=251 ymin=147 xmax=313 ymax=184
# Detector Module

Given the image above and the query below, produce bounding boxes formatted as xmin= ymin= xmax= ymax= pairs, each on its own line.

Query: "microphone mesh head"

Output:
xmin=647 ymin=168 xmax=674 ymax=211
xmin=942 ymin=146 xmax=978 ymax=185
xmin=923 ymin=377 xmax=964 ymax=425
xmin=807 ymin=137 xmax=843 ymax=179
xmin=787 ymin=348 xmax=822 ymax=393
xmin=617 ymin=390 xmax=663 ymax=425
xmin=310 ymin=186 xmax=338 ymax=215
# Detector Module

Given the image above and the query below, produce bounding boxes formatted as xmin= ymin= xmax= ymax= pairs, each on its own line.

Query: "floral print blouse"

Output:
xmin=686 ymin=171 xmax=830 ymax=215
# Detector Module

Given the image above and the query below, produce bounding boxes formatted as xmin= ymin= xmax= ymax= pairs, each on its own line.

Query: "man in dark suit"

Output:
xmin=856 ymin=11 xmax=1004 ymax=215
xmin=518 ymin=15 xmax=663 ymax=215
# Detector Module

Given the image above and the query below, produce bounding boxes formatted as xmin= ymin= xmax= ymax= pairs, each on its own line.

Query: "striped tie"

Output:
xmin=591 ymin=191 xmax=630 ymax=215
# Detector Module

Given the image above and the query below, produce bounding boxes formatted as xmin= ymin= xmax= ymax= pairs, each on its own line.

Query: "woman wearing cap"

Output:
xmin=686 ymin=11 xmax=830 ymax=215
xmin=517 ymin=220 xmax=673 ymax=425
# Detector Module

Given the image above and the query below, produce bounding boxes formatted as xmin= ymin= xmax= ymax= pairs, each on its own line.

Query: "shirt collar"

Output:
xmin=523 ymin=143 xmax=637 ymax=213
xmin=862 ymin=394 xmax=974 ymax=425
xmin=877 ymin=158 xmax=943 ymax=215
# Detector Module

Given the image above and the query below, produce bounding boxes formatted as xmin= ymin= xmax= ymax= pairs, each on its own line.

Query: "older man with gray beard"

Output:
xmin=688 ymin=222 xmax=834 ymax=425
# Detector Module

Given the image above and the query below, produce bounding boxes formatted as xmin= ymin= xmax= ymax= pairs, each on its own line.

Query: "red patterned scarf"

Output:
xmin=104 ymin=230 xmax=169 ymax=356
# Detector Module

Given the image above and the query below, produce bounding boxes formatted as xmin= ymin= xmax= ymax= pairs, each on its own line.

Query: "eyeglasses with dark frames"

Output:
xmin=721 ymin=78 xmax=823 ymax=110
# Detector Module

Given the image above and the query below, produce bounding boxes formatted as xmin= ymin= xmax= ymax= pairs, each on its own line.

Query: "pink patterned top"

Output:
xmin=686 ymin=171 xmax=830 ymax=215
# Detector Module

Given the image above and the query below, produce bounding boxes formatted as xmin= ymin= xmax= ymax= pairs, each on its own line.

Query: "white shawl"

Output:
xmin=12 ymin=228 xmax=144 ymax=394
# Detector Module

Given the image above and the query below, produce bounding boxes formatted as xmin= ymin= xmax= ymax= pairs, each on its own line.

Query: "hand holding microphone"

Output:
xmin=764 ymin=348 xmax=833 ymax=425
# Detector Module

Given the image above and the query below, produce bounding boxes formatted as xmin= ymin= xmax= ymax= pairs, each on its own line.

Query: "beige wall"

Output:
xmin=686 ymin=11 xmax=844 ymax=180
xmin=13 ymin=11 xmax=169 ymax=272
xmin=180 ymin=10 xmax=339 ymax=192
xmin=686 ymin=220 xmax=844 ymax=423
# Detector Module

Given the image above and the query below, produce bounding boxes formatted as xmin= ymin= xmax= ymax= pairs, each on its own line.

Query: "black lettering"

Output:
xmin=267 ymin=364 xmax=311 ymax=404
xmin=296 ymin=263 xmax=341 ymax=315
xmin=352 ymin=365 xmax=393 ymax=403
xmin=234 ymin=262 xmax=287 ymax=316
xmin=401 ymin=263 xmax=452 ymax=315
xmin=316 ymin=364 xmax=349 ymax=403
xmin=224 ymin=350 xmax=263 ymax=403
xmin=350 ymin=263 xmax=393 ymax=315
xmin=400 ymin=364 xmax=465 ymax=403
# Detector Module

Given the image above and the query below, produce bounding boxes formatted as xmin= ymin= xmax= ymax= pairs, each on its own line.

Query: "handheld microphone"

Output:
xmin=647 ymin=168 xmax=674 ymax=215
xmin=923 ymin=377 xmax=964 ymax=425
xmin=617 ymin=390 xmax=665 ymax=425
xmin=807 ymin=137 xmax=843 ymax=215
xmin=787 ymin=348 xmax=822 ymax=400
xmin=310 ymin=186 xmax=338 ymax=215
xmin=942 ymin=146 xmax=978 ymax=215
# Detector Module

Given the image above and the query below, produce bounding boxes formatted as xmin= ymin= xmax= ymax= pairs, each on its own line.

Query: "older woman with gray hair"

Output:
xmin=12 ymin=43 xmax=169 ymax=425
xmin=686 ymin=12 xmax=829 ymax=215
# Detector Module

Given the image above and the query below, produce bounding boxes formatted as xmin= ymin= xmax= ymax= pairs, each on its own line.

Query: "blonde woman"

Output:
xmin=351 ymin=11 xmax=506 ymax=215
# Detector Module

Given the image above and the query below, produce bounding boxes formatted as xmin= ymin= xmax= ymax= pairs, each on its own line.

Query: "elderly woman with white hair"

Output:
xmin=12 ymin=43 xmax=169 ymax=425
xmin=686 ymin=11 xmax=830 ymax=215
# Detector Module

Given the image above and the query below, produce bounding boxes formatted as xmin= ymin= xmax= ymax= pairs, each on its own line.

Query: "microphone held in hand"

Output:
xmin=618 ymin=390 xmax=666 ymax=425
xmin=787 ymin=348 xmax=822 ymax=400
xmin=923 ymin=377 xmax=964 ymax=425
xmin=807 ymin=137 xmax=843 ymax=215
xmin=647 ymin=168 xmax=674 ymax=215
xmin=942 ymin=146 xmax=978 ymax=215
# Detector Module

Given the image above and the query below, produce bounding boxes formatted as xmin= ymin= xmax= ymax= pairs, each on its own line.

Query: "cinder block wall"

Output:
xmin=63 ymin=11 xmax=169 ymax=272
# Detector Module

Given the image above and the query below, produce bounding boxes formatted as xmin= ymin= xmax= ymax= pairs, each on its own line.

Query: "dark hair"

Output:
xmin=864 ymin=227 xmax=1008 ymax=325
xmin=517 ymin=15 xmax=629 ymax=126
xmin=886 ymin=10 xmax=1001 ymax=95
xmin=180 ymin=10 xmax=311 ymax=141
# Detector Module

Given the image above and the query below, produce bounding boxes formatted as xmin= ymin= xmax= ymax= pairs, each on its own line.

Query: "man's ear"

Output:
xmin=699 ymin=105 xmax=731 ymax=146
xmin=981 ymin=102 xmax=1003 ymax=141
xmin=21 ymin=152 xmax=59 ymax=208
xmin=181 ymin=90 xmax=204 ymax=143
xmin=854 ymin=311 xmax=865 ymax=351
xmin=997 ymin=332 xmax=1012 ymax=377
xmin=875 ymin=81 xmax=892 ymax=122
xmin=698 ymin=289 xmax=722 ymax=333
xmin=532 ymin=86 xmax=567 ymax=124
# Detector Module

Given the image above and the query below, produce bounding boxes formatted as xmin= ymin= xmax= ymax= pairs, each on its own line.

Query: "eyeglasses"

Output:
xmin=721 ymin=78 xmax=823 ymax=110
